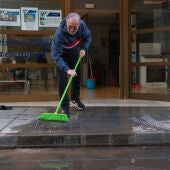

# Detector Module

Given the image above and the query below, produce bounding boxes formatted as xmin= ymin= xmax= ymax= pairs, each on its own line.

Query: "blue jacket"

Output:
xmin=51 ymin=18 xmax=91 ymax=72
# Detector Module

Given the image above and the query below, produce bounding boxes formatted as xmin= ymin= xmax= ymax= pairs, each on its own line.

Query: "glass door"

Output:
xmin=130 ymin=0 xmax=170 ymax=101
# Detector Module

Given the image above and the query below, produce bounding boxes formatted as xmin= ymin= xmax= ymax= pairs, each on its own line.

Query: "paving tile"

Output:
xmin=0 ymin=106 xmax=169 ymax=148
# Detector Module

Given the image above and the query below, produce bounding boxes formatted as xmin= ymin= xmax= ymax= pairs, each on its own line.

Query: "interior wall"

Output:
xmin=87 ymin=23 xmax=110 ymax=86
xmin=88 ymin=23 xmax=110 ymax=65
xmin=74 ymin=0 xmax=120 ymax=86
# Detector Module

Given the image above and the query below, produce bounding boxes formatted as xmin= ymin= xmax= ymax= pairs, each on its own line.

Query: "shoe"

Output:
xmin=71 ymin=100 xmax=85 ymax=110
xmin=62 ymin=107 xmax=71 ymax=118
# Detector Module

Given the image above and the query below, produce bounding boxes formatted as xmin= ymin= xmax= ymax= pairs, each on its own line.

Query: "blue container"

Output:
xmin=86 ymin=79 xmax=96 ymax=89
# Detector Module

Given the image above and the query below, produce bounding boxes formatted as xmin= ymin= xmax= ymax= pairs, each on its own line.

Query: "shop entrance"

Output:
xmin=0 ymin=0 xmax=125 ymax=102
xmin=74 ymin=1 xmax=121 ymax=100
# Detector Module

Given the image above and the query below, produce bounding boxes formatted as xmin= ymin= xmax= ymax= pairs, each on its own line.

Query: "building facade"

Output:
xmin=0 ymin=0 xmax=170 ymax=102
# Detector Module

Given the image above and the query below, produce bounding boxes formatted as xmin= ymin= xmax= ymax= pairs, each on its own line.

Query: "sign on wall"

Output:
xmin=39 ymin=10 xmax=62 ymax=27
xmin=0 ymin=8 xmax=20 ymax=26
xmin=21 ymin=7 xmax=38 ymax=30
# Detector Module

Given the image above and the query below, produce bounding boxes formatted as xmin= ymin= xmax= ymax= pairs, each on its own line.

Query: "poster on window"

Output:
xmin=21 ymin=7 xmax=38 ymax=30
xmin=39 ymin=10 xmax=62 ymax=27
xmin=0 ymin=8 xmax=20 ymax=26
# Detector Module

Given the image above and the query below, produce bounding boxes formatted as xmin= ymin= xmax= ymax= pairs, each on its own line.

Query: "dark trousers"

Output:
xmin=57 ymin=53 xmax=81 ymax=109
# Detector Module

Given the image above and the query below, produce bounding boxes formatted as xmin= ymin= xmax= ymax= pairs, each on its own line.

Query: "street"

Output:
xmin=0 ymin=146 xmax=169 ymax=170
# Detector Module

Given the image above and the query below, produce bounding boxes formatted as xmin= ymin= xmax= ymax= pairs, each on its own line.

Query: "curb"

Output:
xmin=0 ymin=132 xmax=170 ymax=149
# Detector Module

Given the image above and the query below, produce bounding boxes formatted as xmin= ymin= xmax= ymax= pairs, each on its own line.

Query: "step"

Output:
xmin=0 ymin=106 xmax=169 ymax=149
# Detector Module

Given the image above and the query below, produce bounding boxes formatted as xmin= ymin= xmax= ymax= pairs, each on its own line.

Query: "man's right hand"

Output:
xmin=67 ymin=69 xmax=77 ymax=77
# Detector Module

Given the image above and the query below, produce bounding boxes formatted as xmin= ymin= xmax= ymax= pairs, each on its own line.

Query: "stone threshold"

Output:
xmin=0 ymin=132 xmax=169 ymax=149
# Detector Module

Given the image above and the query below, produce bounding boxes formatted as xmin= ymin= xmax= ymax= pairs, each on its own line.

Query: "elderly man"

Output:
xmin=51 ymin=12 xmax=91 ymax=118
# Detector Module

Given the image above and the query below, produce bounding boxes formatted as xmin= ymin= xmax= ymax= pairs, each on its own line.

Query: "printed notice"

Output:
xmin=140 ymin=43 xmax=161 ymax=56
xmin=39 ymin=10 xmax=62 ymax=27
xmin=21 ymin=7 xmax=38 ymax=30
xmin=0 ymin=8 xmax=20 ymax=26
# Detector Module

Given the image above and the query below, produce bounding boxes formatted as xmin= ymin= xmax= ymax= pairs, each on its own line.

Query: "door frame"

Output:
xmin=120 ymin=0 xmax=130 ymax=99
xmin=71 ymin=0 xmax=130 ymax=99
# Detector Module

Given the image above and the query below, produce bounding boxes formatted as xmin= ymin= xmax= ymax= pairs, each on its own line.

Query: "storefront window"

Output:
xmin=130 ymin=0 xmax=170 ymax=98
xmin=0 ymin=0 xmax=63 ymax=97
xmin=131 ymin=0 xmax=170 ymax=29
xmin=131 ymin=65 xmax=170 ymax=94
xmin=0 ymin=34 xmax=57 ymax=95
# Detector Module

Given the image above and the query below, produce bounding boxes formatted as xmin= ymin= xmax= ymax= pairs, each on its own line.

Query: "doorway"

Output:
xmin=74 ymin=1 xmax=120 ymax=100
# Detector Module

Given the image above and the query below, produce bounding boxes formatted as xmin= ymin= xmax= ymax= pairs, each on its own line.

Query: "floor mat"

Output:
xmin=0 ymin=105 xmax=13 ymax=110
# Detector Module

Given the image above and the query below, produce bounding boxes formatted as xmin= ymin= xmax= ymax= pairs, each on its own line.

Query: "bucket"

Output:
xmin=85 ymin=78 xmax=96 ymax=89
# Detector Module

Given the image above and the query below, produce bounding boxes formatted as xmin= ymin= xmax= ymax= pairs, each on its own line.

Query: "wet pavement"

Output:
xmin=0 ymin=106 xmax=170 ymax=148
xmin=0 ymin=146 xmax=169 ymax=170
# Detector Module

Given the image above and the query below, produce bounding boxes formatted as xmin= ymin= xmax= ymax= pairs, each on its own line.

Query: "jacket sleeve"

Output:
xmin=80 ymin=20 xmax=92 ymax=52
xmin=51 ymin=32 xmax=69 ymax=72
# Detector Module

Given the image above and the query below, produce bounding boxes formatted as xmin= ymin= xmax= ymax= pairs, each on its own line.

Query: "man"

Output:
xmin=51 ymin=12 xmax=91 ymax=117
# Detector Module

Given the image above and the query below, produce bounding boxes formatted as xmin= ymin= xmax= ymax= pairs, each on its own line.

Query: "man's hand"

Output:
xmin=67 ymin=69 xmax=77 ymax=77
xmin=80 ymin=49 xmax=86 ymax=57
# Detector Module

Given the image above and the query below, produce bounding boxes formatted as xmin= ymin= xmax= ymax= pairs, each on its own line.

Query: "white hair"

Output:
xmin=66 ymin=12 xmax=80 ymax=24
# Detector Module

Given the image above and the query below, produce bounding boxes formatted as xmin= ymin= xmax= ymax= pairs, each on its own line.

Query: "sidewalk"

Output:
xmin=0 ymin=99 xmax=170 ymax=149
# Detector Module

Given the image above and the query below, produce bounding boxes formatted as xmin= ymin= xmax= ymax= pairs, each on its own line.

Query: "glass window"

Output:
xmin=0 ymin=0 xmax=63 ymax=96
xmin=0 ymin=0 xmax=62 ymax=31
xmin=131 ymin=65 xmax=170 ymax=94
xmin=0 ymin=34 xmax=57 ymax=95
xmin=130 ymin=0 xmax=170 ymax=96
xmin=131 ymin=31 xmax=170 ymax=63
xmin=131 ymin=0 xmax=170 ymax=29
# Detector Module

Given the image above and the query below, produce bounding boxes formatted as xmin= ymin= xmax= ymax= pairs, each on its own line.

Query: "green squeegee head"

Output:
xmin=38 ymin=112 xmax=69 ymax=122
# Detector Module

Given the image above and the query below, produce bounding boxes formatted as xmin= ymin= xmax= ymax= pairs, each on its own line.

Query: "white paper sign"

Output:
xmin=21 ymin=7 xmax=38 ymax=30
xmin=140 ymin=43 xmax=161 ymax=55
xmin=39 ymin=10 xmax=62 ymax=27
xmin=0 ymin=8 xmax=20 ymax=26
